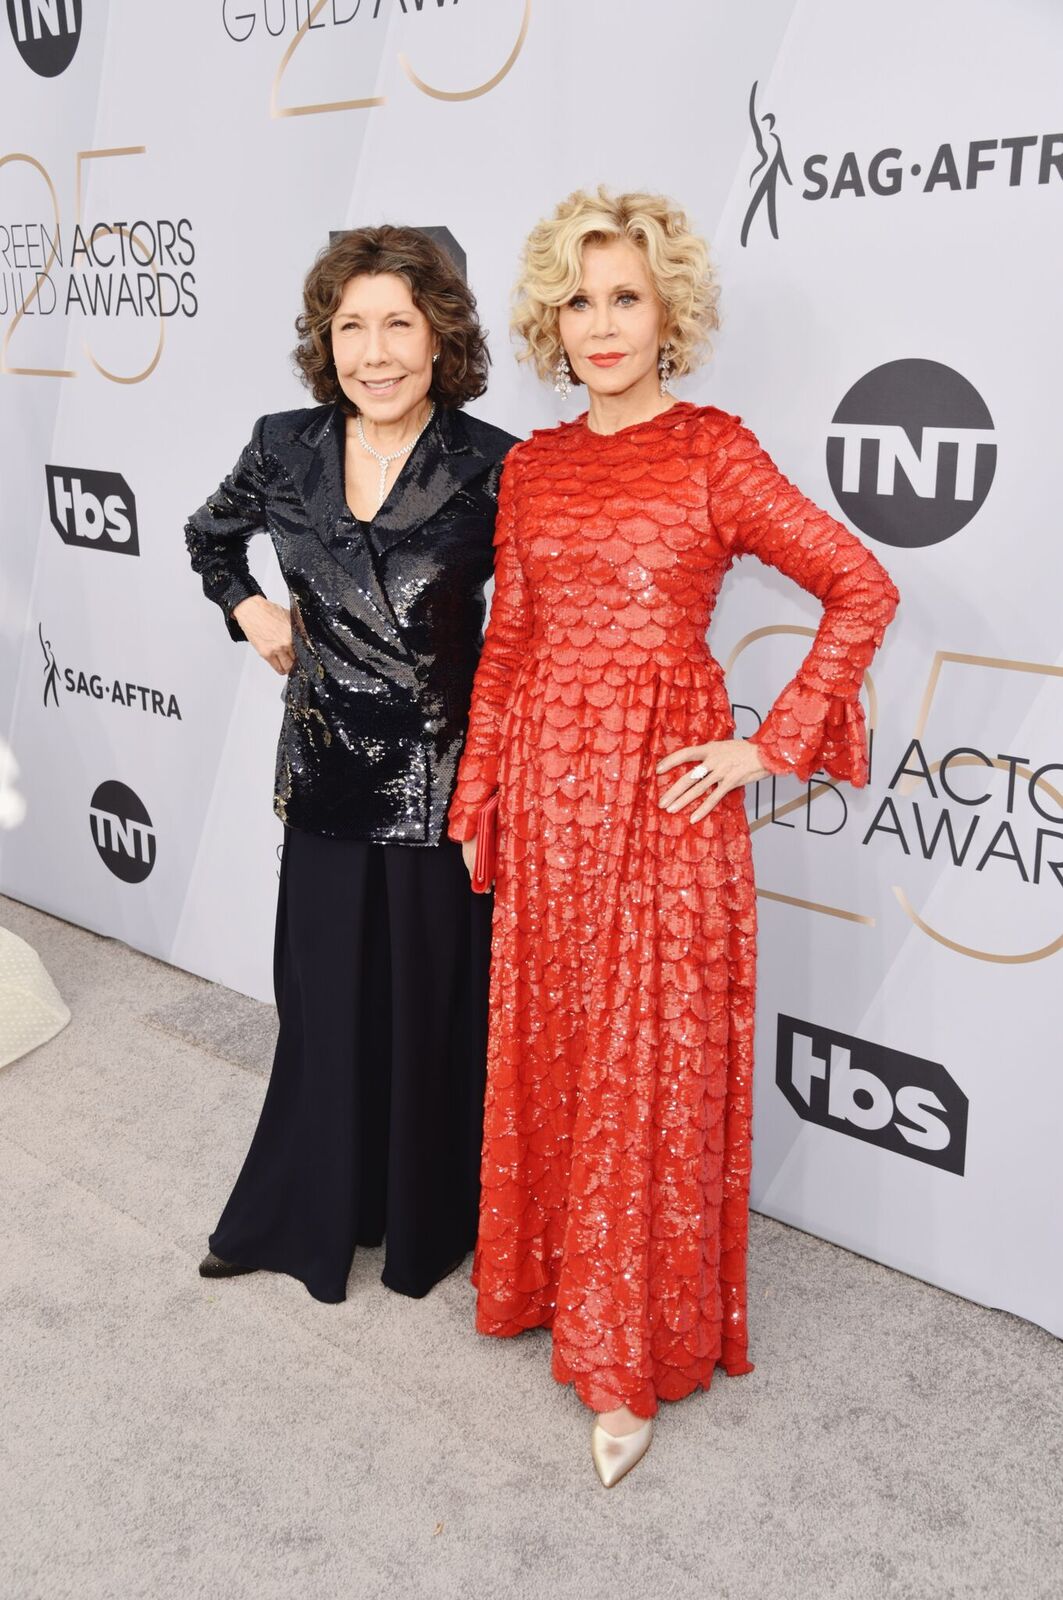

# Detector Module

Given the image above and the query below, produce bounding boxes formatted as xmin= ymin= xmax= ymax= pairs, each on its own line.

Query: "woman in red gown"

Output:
xmin=447 ymin=189 xmax=899 ymax=1486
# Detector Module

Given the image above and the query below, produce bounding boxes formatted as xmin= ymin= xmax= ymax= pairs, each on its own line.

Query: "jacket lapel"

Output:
xmin=368 ymin=406 xmax=492 ymax=558
xmin=287 ymin=405 xmax=408 ymax=659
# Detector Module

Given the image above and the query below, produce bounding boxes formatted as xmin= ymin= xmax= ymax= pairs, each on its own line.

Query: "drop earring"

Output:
xmin=554 ymin=349 xmax=572 ymax=400
xmin=658 ymin=343 xmax=674 ymax=396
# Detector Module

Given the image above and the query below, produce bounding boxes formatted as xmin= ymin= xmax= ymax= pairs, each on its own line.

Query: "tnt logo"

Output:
xmin=776 ymin=1015 xmax=968 ymax=1175
xmin=826 ymin=359 xmax=996 ymax=548
xmin=6 ymin=0 xmax=82 ymax=77
xmin=46 ymin=466 xmax=140 ymax=557
xmin=89 ymin=780 xmax=156 ymax=883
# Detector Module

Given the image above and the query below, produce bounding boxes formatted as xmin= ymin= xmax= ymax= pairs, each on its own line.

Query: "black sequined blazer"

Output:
xmin=185 ymin=403 xmax=519 ymax=843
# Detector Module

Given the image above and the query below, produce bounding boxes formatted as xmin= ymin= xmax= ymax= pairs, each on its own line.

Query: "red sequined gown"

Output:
xmin=447 ymin=402 xmax=899 ymax=1417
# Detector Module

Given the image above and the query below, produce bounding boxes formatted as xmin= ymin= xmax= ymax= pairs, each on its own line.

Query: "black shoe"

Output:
xmin=198 ymin=1250 xmax=258 ymax=1279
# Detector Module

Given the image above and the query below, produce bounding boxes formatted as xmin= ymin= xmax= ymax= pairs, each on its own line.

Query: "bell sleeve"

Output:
xmin=447 ymin=451 xmax=533 ymax=841
xmin=709 ymin=417 xmax=899 ymax=786
xmin=184 ymin=416 xmax=269 ymax=642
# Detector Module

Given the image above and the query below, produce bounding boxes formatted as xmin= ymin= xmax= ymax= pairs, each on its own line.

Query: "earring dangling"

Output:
xmin=554 ymin=349 xmax=572 ymax=400
xmin=658 ymin=343 xmax=674 ymax=396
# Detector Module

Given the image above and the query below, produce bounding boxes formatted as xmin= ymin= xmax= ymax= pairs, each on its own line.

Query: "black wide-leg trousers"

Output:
xmin=209 ymin=827 xmax=492 ymax=1303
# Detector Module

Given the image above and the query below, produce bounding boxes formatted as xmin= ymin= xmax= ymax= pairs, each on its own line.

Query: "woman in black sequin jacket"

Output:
xmin=184 ymin=226 xmax=516 ymax=1304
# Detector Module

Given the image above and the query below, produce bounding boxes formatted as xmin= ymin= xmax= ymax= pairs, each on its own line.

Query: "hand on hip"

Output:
xmin=657 ymin=739 xmax=770 ymax=823
xmin=232 ymin=596 xmax=295 ymax=675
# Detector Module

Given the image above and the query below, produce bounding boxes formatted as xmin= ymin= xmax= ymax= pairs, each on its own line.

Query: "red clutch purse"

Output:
xmin=471 ymin=792 xmax=500 ymax=894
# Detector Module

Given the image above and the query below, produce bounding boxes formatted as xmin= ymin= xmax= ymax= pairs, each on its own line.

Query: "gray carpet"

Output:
xmin=0 ymin=893 xmax=1059 ymax=1600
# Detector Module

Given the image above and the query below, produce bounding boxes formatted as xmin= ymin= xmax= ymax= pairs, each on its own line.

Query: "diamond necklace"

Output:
xmin=356 ymin=401 xmax=436 ymax=510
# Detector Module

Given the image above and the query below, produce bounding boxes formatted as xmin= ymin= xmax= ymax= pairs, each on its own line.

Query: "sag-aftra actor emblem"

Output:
xmin=826 ymin=360 xmax=996 ymax=548
xmin=740 ymin=81 xmax=791 ymax=247
xmin=46 ymin=466 xmax=140 ymax=556
xmin=6 ymin=0 xmax=81 ymax=76
xmin=776 ymin=1014 xmax=968 ymax=1175
xmin=89 ymin=780 xmax=156 ymax=883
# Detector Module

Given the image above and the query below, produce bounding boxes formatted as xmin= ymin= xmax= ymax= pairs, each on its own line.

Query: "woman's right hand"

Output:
xmin=232 ymin=595 xmax=295 ymax=675
xmin=461 ymin=835 xmax=478 ymax=880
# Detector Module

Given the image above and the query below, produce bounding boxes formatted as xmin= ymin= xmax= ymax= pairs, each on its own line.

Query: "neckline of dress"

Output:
xmin=577 ymin=399 xmax=696 ymax=441
xmin=338 ymin=401 xmax=439 ymax=525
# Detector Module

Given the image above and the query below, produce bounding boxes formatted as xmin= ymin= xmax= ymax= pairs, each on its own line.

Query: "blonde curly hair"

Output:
xmin=512 ymin=187 xmax=719 ymax=386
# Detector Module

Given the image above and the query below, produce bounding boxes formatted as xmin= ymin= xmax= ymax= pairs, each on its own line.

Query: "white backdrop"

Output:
xmin=2 ymin=0 xmax=1060 ymax=1338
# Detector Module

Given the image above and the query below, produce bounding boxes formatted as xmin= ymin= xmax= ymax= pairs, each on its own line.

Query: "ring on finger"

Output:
xmin=689 ymin=762 xmax=709 ymax=782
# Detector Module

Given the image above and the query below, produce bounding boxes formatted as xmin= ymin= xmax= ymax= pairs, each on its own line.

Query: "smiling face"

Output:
xmin=556 ymin=237 xmax=668 ymax=400
xmin=330 ymin=272 xmax=438 ymax=422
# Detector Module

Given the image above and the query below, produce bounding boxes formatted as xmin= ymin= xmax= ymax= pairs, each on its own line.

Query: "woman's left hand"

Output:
xmin=657 ymin=739 xmax=771 ymax=823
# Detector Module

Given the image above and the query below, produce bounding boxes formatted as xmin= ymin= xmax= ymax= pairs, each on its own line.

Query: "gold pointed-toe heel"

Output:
xmin=590 ymin=1417 xmax=654 ymax=1488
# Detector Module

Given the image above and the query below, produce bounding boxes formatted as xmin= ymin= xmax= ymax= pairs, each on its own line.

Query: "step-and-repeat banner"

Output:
xmin=2 ymin=0 xmax=1060 ymax=1338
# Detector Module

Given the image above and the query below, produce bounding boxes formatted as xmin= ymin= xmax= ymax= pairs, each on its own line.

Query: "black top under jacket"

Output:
xmin=185 ymin=402 xmax=519 ymax=843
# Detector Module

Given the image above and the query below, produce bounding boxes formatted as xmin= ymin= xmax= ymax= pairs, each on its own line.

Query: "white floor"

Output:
xmin=2 ymin=893 xmax=1059 ymax=1600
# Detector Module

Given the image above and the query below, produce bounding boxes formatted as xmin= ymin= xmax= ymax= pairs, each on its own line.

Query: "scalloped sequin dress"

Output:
xmin=447 ymin=402 xmax=899 ymax=1417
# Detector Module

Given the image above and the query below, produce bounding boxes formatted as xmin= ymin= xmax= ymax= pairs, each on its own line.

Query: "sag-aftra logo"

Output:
xmin=740 ymin=80 xmax=1063 ymax=246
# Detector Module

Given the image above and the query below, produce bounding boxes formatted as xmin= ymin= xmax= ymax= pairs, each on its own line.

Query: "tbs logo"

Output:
xmin=776 ymin=1015 xmax=968 ymax=1176
xmin=46 ymin=466 xmax=140 ymax=557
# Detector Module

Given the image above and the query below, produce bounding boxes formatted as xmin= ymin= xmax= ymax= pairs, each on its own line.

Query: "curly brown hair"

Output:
xmin=294 ymin=226 xmax=490 ymax=410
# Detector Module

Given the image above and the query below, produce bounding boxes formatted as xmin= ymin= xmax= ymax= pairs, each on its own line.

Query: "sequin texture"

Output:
xmin=448 ymin=402 xmax=899 ymax=1416
xmin=185 ymin=404 xmax=517 ymax=842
